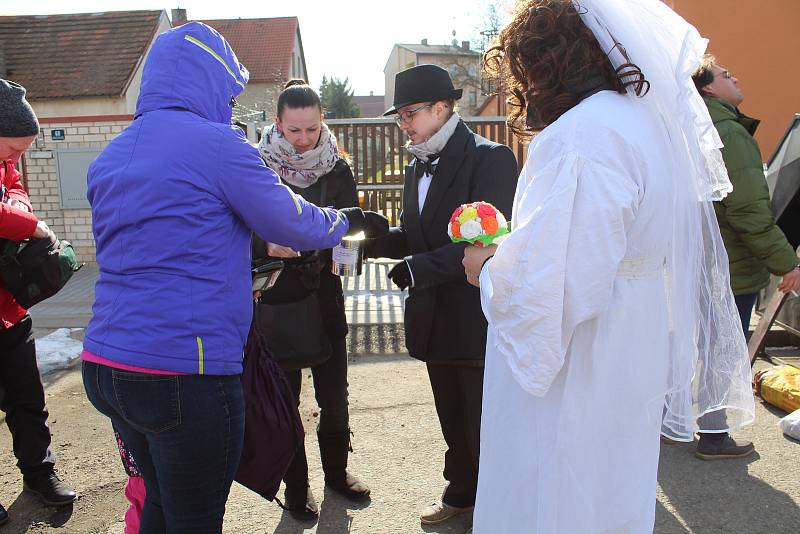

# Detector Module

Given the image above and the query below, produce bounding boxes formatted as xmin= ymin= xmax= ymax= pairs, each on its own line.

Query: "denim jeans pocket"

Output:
xmin=111 ymin=370 xmax=181 ymax=433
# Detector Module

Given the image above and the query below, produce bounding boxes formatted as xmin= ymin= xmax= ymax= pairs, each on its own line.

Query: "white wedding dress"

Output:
xmin=474 ymin=90 xmax=677 ymax=533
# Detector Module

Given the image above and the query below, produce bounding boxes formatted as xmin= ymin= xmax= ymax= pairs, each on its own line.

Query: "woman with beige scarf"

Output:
xmin=254 ymin=79 xmax=370 ymax=520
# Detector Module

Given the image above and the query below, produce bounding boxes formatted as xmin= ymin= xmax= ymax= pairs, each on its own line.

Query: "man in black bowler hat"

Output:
xmin=366 ymin=64 xmax=518 ymax=526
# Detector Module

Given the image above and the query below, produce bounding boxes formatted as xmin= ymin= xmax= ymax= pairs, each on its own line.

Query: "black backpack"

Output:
xmin=0 ymin=230 xmax=83 ymax=309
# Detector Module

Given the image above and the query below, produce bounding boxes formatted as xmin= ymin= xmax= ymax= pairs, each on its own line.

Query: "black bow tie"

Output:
xmin=414 ymin=155 xmax=440 ymax=180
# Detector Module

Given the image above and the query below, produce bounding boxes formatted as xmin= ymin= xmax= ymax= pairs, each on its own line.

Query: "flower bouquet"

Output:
xmin=447 ymin=201 xmax=509 ymax=247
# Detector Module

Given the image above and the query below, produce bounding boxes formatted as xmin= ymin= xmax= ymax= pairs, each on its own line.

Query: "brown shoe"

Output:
xmin=420 ymin=501 xmax=473 ymax=525
xmin=660 ymin=435 xmax=680 ymax=446
xmin=695 ymin=434 xmax=755 ymax=460
xmin=282 ymin=484 xmax=318 ymax=520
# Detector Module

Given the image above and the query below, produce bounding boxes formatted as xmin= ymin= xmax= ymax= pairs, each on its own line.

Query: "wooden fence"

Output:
xmin=326 ymin=117 xmax=528 ymax=225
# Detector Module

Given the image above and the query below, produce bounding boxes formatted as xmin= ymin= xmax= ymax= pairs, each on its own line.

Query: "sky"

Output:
xmin=0 ymin=0 xmax=514 ymax=96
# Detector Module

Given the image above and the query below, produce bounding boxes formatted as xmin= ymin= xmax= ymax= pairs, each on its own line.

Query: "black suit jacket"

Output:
xmin=369 ymin=121 xmax=519 ymax=363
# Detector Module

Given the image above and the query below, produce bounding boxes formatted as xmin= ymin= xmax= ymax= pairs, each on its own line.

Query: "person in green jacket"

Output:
xmin=692 ymin=55 xmax=800 ymax=459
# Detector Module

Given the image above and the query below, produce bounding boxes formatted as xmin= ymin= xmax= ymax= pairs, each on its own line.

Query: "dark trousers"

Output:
xmin=0 ymin=315 xmax=55 ymax=477
xmin=426 ymin=363 xmax=483 ymax=508
xmin=734 ymin=292 xmax=758 ymax=338
xmin=82 ymin=361 xmax=244 ymax=534
xmin=283 ymin=335 xmax=349 ymax=488
xmin=700 ymin=292 xmax=758 ymax=441
xmin=284 ymin=335 xmax=349 ymax=434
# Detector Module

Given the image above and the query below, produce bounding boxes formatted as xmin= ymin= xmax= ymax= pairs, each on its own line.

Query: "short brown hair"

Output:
xmin=484 ymin=0 xmax=648 ymax=136
xmin=692 ymin=54 xmax=716 ymax=93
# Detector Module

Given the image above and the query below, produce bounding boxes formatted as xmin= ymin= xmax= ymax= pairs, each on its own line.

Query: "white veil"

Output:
xmin=574 ymin=0 xmax=755 ymax=439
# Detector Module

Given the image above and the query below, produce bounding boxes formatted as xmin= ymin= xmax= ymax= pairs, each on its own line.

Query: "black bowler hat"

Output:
xmin=383 ymin=64 xmax=463 ymax=116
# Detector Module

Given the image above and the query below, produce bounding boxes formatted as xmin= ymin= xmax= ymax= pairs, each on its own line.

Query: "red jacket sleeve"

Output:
xmin=0 ymin=161 xmax=38 ymax=241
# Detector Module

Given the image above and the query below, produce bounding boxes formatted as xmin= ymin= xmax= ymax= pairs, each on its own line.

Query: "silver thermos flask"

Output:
xmin=331 ymin=232 xmax=364 ymax=276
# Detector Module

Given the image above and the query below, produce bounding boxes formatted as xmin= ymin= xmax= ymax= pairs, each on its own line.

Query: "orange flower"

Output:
xmin=482 ymin=216 xmax=499 ymax=235
xmin=451 ymin=220 xmax=462 ymax=238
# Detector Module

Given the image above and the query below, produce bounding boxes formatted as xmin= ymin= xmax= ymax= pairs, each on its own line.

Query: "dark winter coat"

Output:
xmin=253 ymin=158 xmax=358 ymax=340
xmin=367 ymin=120 xmax=519 ymax=363
xmin=706 ymin=96 xmax=799 ymax=294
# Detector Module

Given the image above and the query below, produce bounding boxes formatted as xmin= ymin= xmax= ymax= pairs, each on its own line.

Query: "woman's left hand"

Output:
xmin=463 ymin=244 xmax=497 ymax=287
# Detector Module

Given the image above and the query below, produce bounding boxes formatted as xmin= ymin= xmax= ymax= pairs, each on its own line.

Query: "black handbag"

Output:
xmin=0 ymin=230 xmax=83 ymax=309
xmin=255 ymin=292 xmax=332 ymax=371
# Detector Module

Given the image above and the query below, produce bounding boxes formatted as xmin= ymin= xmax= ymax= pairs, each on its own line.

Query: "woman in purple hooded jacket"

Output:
xmin=81 ymin=22 xmax=386 ymax=533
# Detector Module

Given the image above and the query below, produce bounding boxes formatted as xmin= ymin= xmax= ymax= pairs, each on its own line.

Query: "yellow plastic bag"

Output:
xmin=754 ymin=365 xmax=800 ymax=413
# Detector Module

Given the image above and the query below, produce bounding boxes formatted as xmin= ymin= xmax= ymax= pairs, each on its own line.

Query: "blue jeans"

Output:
xmin=82 ymin=361 xmax=244 ymax=533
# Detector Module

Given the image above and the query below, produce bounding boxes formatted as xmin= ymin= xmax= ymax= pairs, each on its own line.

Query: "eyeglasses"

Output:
xmin=715 ymin=70 xmax=733 ymax=79
xmin=395 ymin=103 xmax=434 ymax=126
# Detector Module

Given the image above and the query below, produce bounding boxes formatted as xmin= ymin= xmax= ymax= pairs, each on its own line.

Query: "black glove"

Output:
xmin=340 ymin=207 xmax=389 ymax=238
xmin=388 ymin=260 xmax=412 ymax=290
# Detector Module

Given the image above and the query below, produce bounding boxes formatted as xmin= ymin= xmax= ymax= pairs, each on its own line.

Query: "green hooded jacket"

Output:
xmin=706 ymin=96 xmax=798 ymax=295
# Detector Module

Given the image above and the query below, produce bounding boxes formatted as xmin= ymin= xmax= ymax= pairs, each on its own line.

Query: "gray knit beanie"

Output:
xmin=0 ymin=79 xmax=40 ymax=137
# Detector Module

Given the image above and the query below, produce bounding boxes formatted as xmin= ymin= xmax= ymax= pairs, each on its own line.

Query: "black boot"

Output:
xmin=282 ymin=444 xmax=318 ymax=520
xmin=318 ymin=429 xmax=370 ymax=501
xmin=23 ymin=470 xmax=76 ymax=506
xmin=0 ymin=502 xmax=8 ymax=525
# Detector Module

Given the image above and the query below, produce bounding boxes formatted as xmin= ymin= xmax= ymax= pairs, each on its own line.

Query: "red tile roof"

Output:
xmin=0 ymin=10 xmax=164 ymax=100
xmin=199 ymin=17 xmax=301 ymax=84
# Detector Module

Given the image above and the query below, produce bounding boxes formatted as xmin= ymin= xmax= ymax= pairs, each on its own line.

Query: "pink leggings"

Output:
xmin=124 ymin=477 xmax=146 ymax=534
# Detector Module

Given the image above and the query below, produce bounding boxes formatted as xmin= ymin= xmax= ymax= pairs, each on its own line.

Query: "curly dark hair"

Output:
xmin=484 ymin=0 xmax=649 ymax=136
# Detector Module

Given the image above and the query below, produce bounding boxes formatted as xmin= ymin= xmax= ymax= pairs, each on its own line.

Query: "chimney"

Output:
xmin=461 ymin=41 xmax=470 ymax=51
xmin=421 ymin=38 xmax=428 ymax=45
xmin=171 ymin=7 xmax=187 ymax=26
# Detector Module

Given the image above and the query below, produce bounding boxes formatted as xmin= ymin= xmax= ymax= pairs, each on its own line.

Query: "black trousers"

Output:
xmin=283 ymin=335 xmax=350 ymax=488
xmin=284 ymin=335 xmax=350 ymax=434
xmin=426 ymin=362 xmax=483 ymax=508
xmin=0 ymin=315 xmax=55 ymax=477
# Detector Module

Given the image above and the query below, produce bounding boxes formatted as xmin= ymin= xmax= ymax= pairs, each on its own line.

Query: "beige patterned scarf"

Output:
xmin=258 ymin=122 xmax=338 ymax=188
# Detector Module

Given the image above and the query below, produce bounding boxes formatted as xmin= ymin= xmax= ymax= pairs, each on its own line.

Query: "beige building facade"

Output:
xmin=384 ymin=41 xmax=483 ymax=115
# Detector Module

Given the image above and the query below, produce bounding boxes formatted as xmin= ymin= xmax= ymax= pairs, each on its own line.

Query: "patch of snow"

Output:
xmin=36 ymin=328 xmax=83 ymax=374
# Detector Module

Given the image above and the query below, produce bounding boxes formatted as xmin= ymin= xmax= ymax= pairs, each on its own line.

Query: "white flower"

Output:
xmin=460 ymin=219 xmax=482 ymax=240
xmin=496 ymin=211 xmax=508 ymax=230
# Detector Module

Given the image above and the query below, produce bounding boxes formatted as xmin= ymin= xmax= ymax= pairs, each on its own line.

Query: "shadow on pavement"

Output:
xmin=657 ymin=441 xmax=800 ymax=534
xmin=655 ymin=500 xmax=691 ymax=533
xmin=314 ymin=486 xmax=365 ymax=534
xmin=271 ymin=509 xmax=318 ymax=534
xmin=2 ymin=491 xmax=73 ymax=533
xmin=760 ymin=402 xmax=800 ymax=445
xmin=271 ymin=486 xmax=373 ymax=534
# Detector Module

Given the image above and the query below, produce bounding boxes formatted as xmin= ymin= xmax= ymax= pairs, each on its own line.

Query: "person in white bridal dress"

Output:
xmin=461 ymin=1 xmax=755 ymax=533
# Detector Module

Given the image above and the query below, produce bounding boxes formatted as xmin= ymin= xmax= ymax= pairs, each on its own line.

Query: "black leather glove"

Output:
xmin=340 ymin=207 xmax=389 ymax=238
xmin=388 ymin=260 xmax=412 ymax=290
